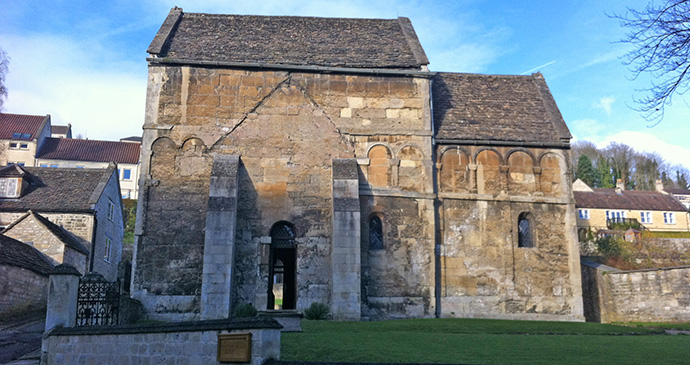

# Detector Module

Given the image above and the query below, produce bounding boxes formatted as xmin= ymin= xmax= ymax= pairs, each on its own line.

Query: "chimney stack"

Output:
xmin=656 ymin=179 xmax=666 ymax=193
xmin=615 ymin=179 xmax=625 ymax=194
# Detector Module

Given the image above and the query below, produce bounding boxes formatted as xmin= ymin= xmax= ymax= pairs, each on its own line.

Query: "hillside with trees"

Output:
xmin=571 ymin=140 xmax=689 ymax=190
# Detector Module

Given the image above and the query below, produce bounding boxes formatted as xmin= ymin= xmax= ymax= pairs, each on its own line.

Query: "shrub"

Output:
xmin=233 ymin=303 xmax=258 ymax=318
xmin=304 ymin=302 xmax=329 ymax=320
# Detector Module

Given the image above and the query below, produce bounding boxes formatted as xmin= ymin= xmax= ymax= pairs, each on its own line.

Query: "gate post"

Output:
xmin=45 ymin=264 xmax=81 ymax=332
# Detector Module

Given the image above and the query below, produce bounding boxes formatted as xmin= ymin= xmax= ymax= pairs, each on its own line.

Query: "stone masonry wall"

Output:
xmin=360 ymin=195 xmax=435 ymax=319
xmin=0 ymin=264 xmax=48 ymax=318
xmin=91 ymin=171 xmax=125 ymax=281
xmin=134 ymin=65 xmax=430 ymax=320
xmin=43 ymin=325 xmax=280 ymax=365
xmin=582 ymin=261 xmax=690 ymax=323
xmin=4 ymin=215 xmax=66 ymax=265
xmin=438 ymin=145 xmax=583 ymax=321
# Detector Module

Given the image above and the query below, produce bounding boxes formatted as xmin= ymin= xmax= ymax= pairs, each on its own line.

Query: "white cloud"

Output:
xmin=569 ymin=118 xmax=605 ymax=138
xmin=593 ymin=96 xmax=615 ymax=115
xmin=596 ymin=131 xmax=690 ymax=171
xmin=0 ymin=34 xmax=146 ymax=141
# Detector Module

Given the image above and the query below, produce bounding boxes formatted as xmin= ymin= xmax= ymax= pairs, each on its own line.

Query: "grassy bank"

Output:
xmin=282 ymin=318 xmax=689 ymax=364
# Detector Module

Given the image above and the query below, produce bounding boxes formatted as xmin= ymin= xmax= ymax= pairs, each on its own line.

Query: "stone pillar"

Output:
xmin=45 ymin=264 xmax=81 ymax=332
xmin=201 ymin=155 xmax=240 ymax=319
xmin=330 ymin=159 xmax=361 ymax=320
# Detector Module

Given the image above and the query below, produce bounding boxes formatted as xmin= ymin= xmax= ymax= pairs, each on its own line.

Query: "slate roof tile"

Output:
xmin=37 ymin=138 xmax=140 ymax=164
xmin=0 ymin=234 xmax=55 ymax=276
xmin=574 ymin=189 xmax=688 ymax=212
xmin=0 ymin=166 xmax=114 ymax=213
xmin=149 ymin=8 xmax=428 ymax=69
xmin=432 ymin=72 xmax=572 ymax=143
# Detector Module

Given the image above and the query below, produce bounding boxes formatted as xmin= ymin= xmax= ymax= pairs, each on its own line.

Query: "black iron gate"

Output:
xmin=76 ymin=272 xmax=120 ymax=326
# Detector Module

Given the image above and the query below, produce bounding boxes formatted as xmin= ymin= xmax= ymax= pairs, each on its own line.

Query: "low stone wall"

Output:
xmin=0 ymin=264 xmax=48 ymax=319
xmin=581 ymin=260 xmax=690 ymax=323
xmin=42 ymin=318 xmax=282 ymax=365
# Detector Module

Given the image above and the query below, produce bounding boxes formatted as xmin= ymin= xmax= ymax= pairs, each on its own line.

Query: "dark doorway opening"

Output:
xmin=268 ymin=222 xmax=297 ymax=310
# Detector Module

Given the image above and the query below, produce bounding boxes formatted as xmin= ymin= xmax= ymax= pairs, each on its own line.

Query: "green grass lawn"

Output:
xmin=282 ymin=318 xmax=690 ymax=364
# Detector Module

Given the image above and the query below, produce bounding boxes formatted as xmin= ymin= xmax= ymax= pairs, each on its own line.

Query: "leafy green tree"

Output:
xmin=596 ymin=156 xmax=615 ymax=188
xmin=677 ymin=169 xmax=689 ymax=189
xmin=576 ymin=154 xmax=597 ymax=186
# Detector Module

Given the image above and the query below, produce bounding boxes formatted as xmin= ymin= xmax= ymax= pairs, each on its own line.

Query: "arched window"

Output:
xmin=518 ymin=212 xmax=533 ymax=248
xmin=369 ymin=216 xmax=383 ymax=250
xmin=270 ymin=222 xmax=296 ymax=248
xmin=269 ymin=221 xmax=296 ymax=310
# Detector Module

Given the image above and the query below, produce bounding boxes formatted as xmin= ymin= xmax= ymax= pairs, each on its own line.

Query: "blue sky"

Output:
xmin=1 ymin=0 xmax=688 ymax=170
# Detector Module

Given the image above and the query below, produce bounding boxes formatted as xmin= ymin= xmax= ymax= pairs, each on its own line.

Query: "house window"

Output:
xmin=19 ymin=143 xmax=28 ymax=149
xmin=16 ymin=162 xmax=25 ymax=167
xmin=76 ymin=165 xmax=84 ymax=169
xmin=606 ymin=210 xmax=626 ymax=223
xmin=122 ymin=169 xmax=131 ymax=180
xmin=578 ymin=209 xmax=590 ymax=220
xmin=39 ymin=164 xmax=48 ymax=167
xmin=664 ymin=212 xmax=676 ymax=224
xmin=9 ymin=142 xmax=17 ymax=148
xmin=50 ymin=164 xmax=58 ymax=168
xmin=640 ymin=212 xmax=652 ymax=224
xmin=518 ymin=212 xmax=533 ymax=248
xmin=107 ymin=200 xmax=115 ymax=221
xmin=104 ymin=237 xmax=112 ymax=262
xmin=11 ymin=133 xmax=21 ymax=139
xmin=369 ymin=215 xmax=383 ymax=250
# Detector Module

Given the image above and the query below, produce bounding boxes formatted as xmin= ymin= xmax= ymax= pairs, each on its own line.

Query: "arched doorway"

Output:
xmin=268 ymin=221 xmax=297 ymax=310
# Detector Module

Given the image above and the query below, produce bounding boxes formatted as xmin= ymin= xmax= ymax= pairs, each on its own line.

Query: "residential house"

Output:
xmin=3 ymin=210 xmax=90 ymax=274
xmin=35 ymin=138 xmax=141 ymax=199
xmin=131 ymin=9 xmax=583 ymax=322
xmin=0 ymin=113 xmax=52 ymax=167
xmin=0 ymin=164 xmax=124 ymax=280
xmin=655 ymin=180 xmax=690 ymax=210
xmin=51 ymin=124 xmax=72 ymax=138
xmin=573 ymin=179 xmax=690 ymax=236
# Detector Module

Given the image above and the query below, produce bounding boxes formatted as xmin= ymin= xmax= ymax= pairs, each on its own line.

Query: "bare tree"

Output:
xmin=604 ymin=142 xmax=635 ymax=188
xmin=613 ymin=0 xmax=690 ymax=124
xmin=0 ymin=48 xmax=8 ymax=111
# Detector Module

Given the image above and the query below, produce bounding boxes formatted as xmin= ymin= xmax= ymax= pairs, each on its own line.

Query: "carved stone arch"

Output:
xmin=397 ymin=144 xmax=424 ymax=191
xmin=367 ymin=144 xmax=393 ymax=188
xmin=474 ymin=147 xmax=504 ymax=166
xmin=439 ymin=146 xmax=470 ymax=193
xmin=438 ymin=145 xmax=470 ymax=164
xmin=365 ymin=142 xmax=395 ymax=159
xmin=507 ymin=150 xmax=537 ymax=194
xmin=149 ymin=137 xmax=177 ymax=178
xmin=475 ymin=149 xmax=502 ymax=195
xmin=505 ymin=148 xmax=537 ymax=166
xmin=176 ymin=136 xmax=211 ymax=177
xmin=180 ymin=137 xmax=207 ymax=154
xmin=539 ymin=151 xmax=566 ymax=196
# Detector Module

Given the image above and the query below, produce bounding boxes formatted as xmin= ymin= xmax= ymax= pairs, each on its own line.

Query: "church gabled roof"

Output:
xmin=432 ymin=72 xmax=572 ymax=145
xmin=148 ymin=7 xmax=429 ymax=70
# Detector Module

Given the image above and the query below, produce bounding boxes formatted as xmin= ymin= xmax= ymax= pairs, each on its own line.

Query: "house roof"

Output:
xmin=37 ymin=137 xmax=140 ymax=164
xmin=148 ymin=8 xmax=429 ymax=69
xmin=0 ymin=234 xmax=55 ymax=276
xmin=666 ymin=188 xmax=690 ymax=195
xmin=432 ymin=72 xmax=572 ymax=144
xmin=0 ymin=165 xmax=116 ymax=213
xmin=3 ymin=211 xmax=90 ymax=255
xmin=51 ymin=125 xmax=71 ymax=135
xmin=0 ymin=113 xmax=50 ymax=140
xmin=574 ymin=189 xmax=688 ymax=212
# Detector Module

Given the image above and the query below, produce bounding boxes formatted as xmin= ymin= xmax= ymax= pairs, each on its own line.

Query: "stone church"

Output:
xmin=132 ymin=8 xmax=584 ymax=322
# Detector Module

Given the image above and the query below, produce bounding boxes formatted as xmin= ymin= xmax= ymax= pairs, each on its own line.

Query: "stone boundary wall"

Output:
xmin=42 ymin=318 xmax=282 ymax=365
xmin=581 ymin=260 xmax=690 ymax=323
xmin=0 ymin=264 xmax=48 ymax=318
